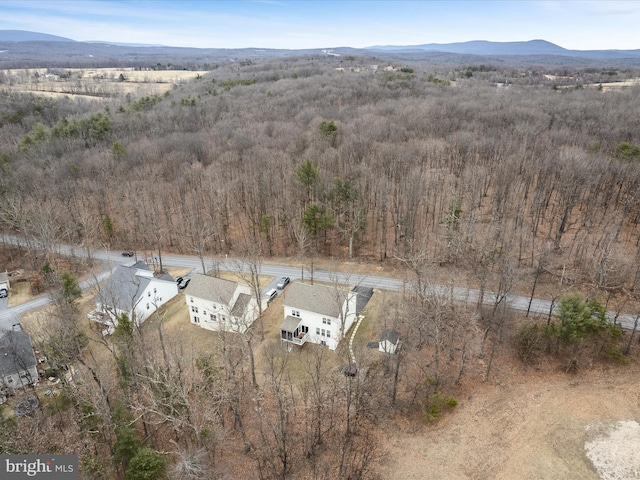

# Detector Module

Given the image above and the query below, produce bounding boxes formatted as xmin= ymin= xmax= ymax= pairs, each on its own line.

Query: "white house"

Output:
xmin=184 ymin=273 xmax=260 ymax=334
xmin=0 ymin=330 xmax=39 ymax=389
xmin=280 ymin=282 xmax=357 ymax=350
xmin=90 ymin=261 xmax=178 ymax=334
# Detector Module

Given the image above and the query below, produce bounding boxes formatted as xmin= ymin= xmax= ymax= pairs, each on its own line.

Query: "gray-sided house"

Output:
xmin=185 ymin=273 xmax=260 ymax=334
xmin=0 ymin=330 xmax=39 ymax=389
xmin=280 ymin=282 xmax=359 ymax=350
xmin=89 ymin=261 xmax=178 ymax=335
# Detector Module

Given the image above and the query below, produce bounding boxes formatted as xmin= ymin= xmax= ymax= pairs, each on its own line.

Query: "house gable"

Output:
xmin=185 ymin=274 xmax=258 ymax=333
xmin=281 ymin=282 xmax=357 ymax=350
xmin=284 ymin=283 xmax=345 ymax=318
xmin=91 ymin=262 xmax=178 ymax=331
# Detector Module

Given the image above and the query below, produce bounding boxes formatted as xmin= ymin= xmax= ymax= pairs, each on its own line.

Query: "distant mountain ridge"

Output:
xmin=368 ymin=39 xmax=568 ymax=55
xmin=367 ymin=39 xmax=640 ymax=59
xmin=1 ymin=31 xmax=640 ymax=67
xmin=0 ymin=30 xmax=75 ymax=42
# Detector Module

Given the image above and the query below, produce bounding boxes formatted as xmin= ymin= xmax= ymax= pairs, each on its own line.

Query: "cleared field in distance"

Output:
xmin=0 ymin=67 xmax=209 ymax=99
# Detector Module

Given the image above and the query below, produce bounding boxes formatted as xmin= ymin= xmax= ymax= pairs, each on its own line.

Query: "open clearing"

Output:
xmin=1 ymin=67 xmax=208 ymax=99
xmin=381 ymin=361 xmax=640 ymax=480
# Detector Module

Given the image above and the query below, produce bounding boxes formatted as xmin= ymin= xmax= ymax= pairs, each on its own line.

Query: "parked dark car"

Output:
xmin=121 ymin=251 xmax=134 ymax=257
xmin=175 ymin=276 xmax=183 ymax=285
xmin=178 ymin=278 xmax=191 ymax=290
xmin=276 ymin=276 xmax=290 ymax=290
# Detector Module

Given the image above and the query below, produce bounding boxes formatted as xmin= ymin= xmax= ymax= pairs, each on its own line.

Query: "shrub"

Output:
xmin=517 ymin=323 xmax=549 ymax=366
xmin=424 ymin=392 xmax=458 ymax=422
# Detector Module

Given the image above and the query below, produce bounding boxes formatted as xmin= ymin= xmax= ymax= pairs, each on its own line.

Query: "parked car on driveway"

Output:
xmin=265 ymin=288 xmax=278 ymax=304
xmin=175 ymin=276 xmax=183 ymax=285
xmin=276 ymin=276 xmax=290 ymax=290
xmin=178 ymin=278 xmax=191 ymax=290
xmin=121 ymin=251 xmax=134 ymax=257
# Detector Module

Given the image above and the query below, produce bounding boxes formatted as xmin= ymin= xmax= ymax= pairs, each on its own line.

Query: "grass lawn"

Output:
xmin=7 ymin=280 xmax=33 ymax=308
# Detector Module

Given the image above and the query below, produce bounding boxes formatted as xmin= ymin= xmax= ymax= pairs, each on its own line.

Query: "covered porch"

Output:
xmin=280 ymin=316 xmax=309 ymax=346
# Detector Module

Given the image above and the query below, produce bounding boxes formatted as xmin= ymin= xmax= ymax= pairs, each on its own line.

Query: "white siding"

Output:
xmin=284 ymin=292 xmax=357 ymax=349
xmin=188 ymin=284 xmax=259 ymax=334
xmin=132 ymin=280 xmax=178 ymax=325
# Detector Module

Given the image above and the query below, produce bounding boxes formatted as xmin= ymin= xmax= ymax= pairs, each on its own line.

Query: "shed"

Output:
xmin=379 ymin=328 xmax=400 ymax=355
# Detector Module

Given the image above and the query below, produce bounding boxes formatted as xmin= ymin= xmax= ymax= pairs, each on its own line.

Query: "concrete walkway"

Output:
xmin=348 ymin=314 xmax=365 ymax=365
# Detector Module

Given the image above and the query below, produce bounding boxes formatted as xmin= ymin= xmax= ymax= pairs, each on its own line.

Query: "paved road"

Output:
xmin=1 ymin=234 xmax=638 ymax=332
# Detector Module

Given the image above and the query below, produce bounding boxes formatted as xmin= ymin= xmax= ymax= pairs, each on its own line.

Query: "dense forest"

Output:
xmin=2 ymin=54 xmax=640 ymax=478
xmin=2 ymin=56 xmax=640 ymax=300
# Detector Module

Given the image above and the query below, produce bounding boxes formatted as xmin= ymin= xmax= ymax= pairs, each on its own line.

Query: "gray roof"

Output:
xmin=95 ymin=262 xmax=174 ymax=312
xmin=284 ymin=283 xmax=347 ymax=318
xmin=230 ymin=293 xmax=251 ymax=317
xmin=185 ymin=273 xmax=238 ymax=306
xmin=380 ymin=329 xmax=400 ymax=345
xmin=0 ymin=330 xmax=37 ymax=376
xmin=131 ymin=261 xmax=150 ymax=270
xmin=158 ymin=272 xmax=174 ymax=282
xmin=280 ymin=315 xmax=303 ymax=332
xmin=352 ymin=286 xmax=374 ymax=314
xmin=95 ymin=264 xmax=151 ymax=311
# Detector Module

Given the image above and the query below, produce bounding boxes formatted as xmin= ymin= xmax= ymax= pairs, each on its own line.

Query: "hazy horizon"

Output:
xmin=1 ymin=1 xmax=639 ymax=51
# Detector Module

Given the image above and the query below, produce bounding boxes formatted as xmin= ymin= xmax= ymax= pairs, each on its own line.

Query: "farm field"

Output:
xmin=0 ymin=67 xmax=209 ymax=99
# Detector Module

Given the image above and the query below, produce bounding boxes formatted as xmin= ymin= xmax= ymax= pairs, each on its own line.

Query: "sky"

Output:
xmin=1 ymin=0 xmax=639 ymax=51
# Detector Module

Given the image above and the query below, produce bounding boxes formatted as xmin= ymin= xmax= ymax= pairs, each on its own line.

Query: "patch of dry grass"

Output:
xmin=7 ymin=280 xmax=33 ymax=307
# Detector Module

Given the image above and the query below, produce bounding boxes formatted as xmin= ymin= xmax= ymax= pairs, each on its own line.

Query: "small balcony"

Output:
xmin=280 ymin=315 xmax=309 ymax=346
xmin=282 ymin=331 xmax=309 ymax=346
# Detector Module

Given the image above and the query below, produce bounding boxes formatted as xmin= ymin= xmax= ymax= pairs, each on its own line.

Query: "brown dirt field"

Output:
xmin=380 ymin=361 xmax=640 ymax=480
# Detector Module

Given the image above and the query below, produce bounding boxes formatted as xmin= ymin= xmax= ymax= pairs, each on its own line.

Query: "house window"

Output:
xmin=7 ymin=377 xmax=13 ymax=384
xmin=323 ymin=318 xmax=331 ymax=326
xmin=210 ymin=314 xmax=217 ymax=322
xmin=148 ymin=292 xmax=151 ymax=297
xmin=321 ymin=329 xmax=325 ymax=337
xmin=190 ymin=297 xmax=194 ymax=303
xmin=326 ymin=331 xmax=331 ymax=338
xmin=146 ymin=303 xmax=150 ymax=309
xmin=203 ymin=311 xmax=207 ymax=316
xmin=222 ymin=316 xmax=226 ymax=322
xmin=316 ymin=328 xmax=320 ymax=335
xmin=191 ymin=306 xmax=198 ymax=313
xmin=212 ymin=305 xmax=217 ymax=310
xmin=154 ymin=288 xmax=157 ymax=294
xmin=194 ymin=316 xmax=200 ymax=323
xmin=292 ymin=310 xmax=300 ymax=317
